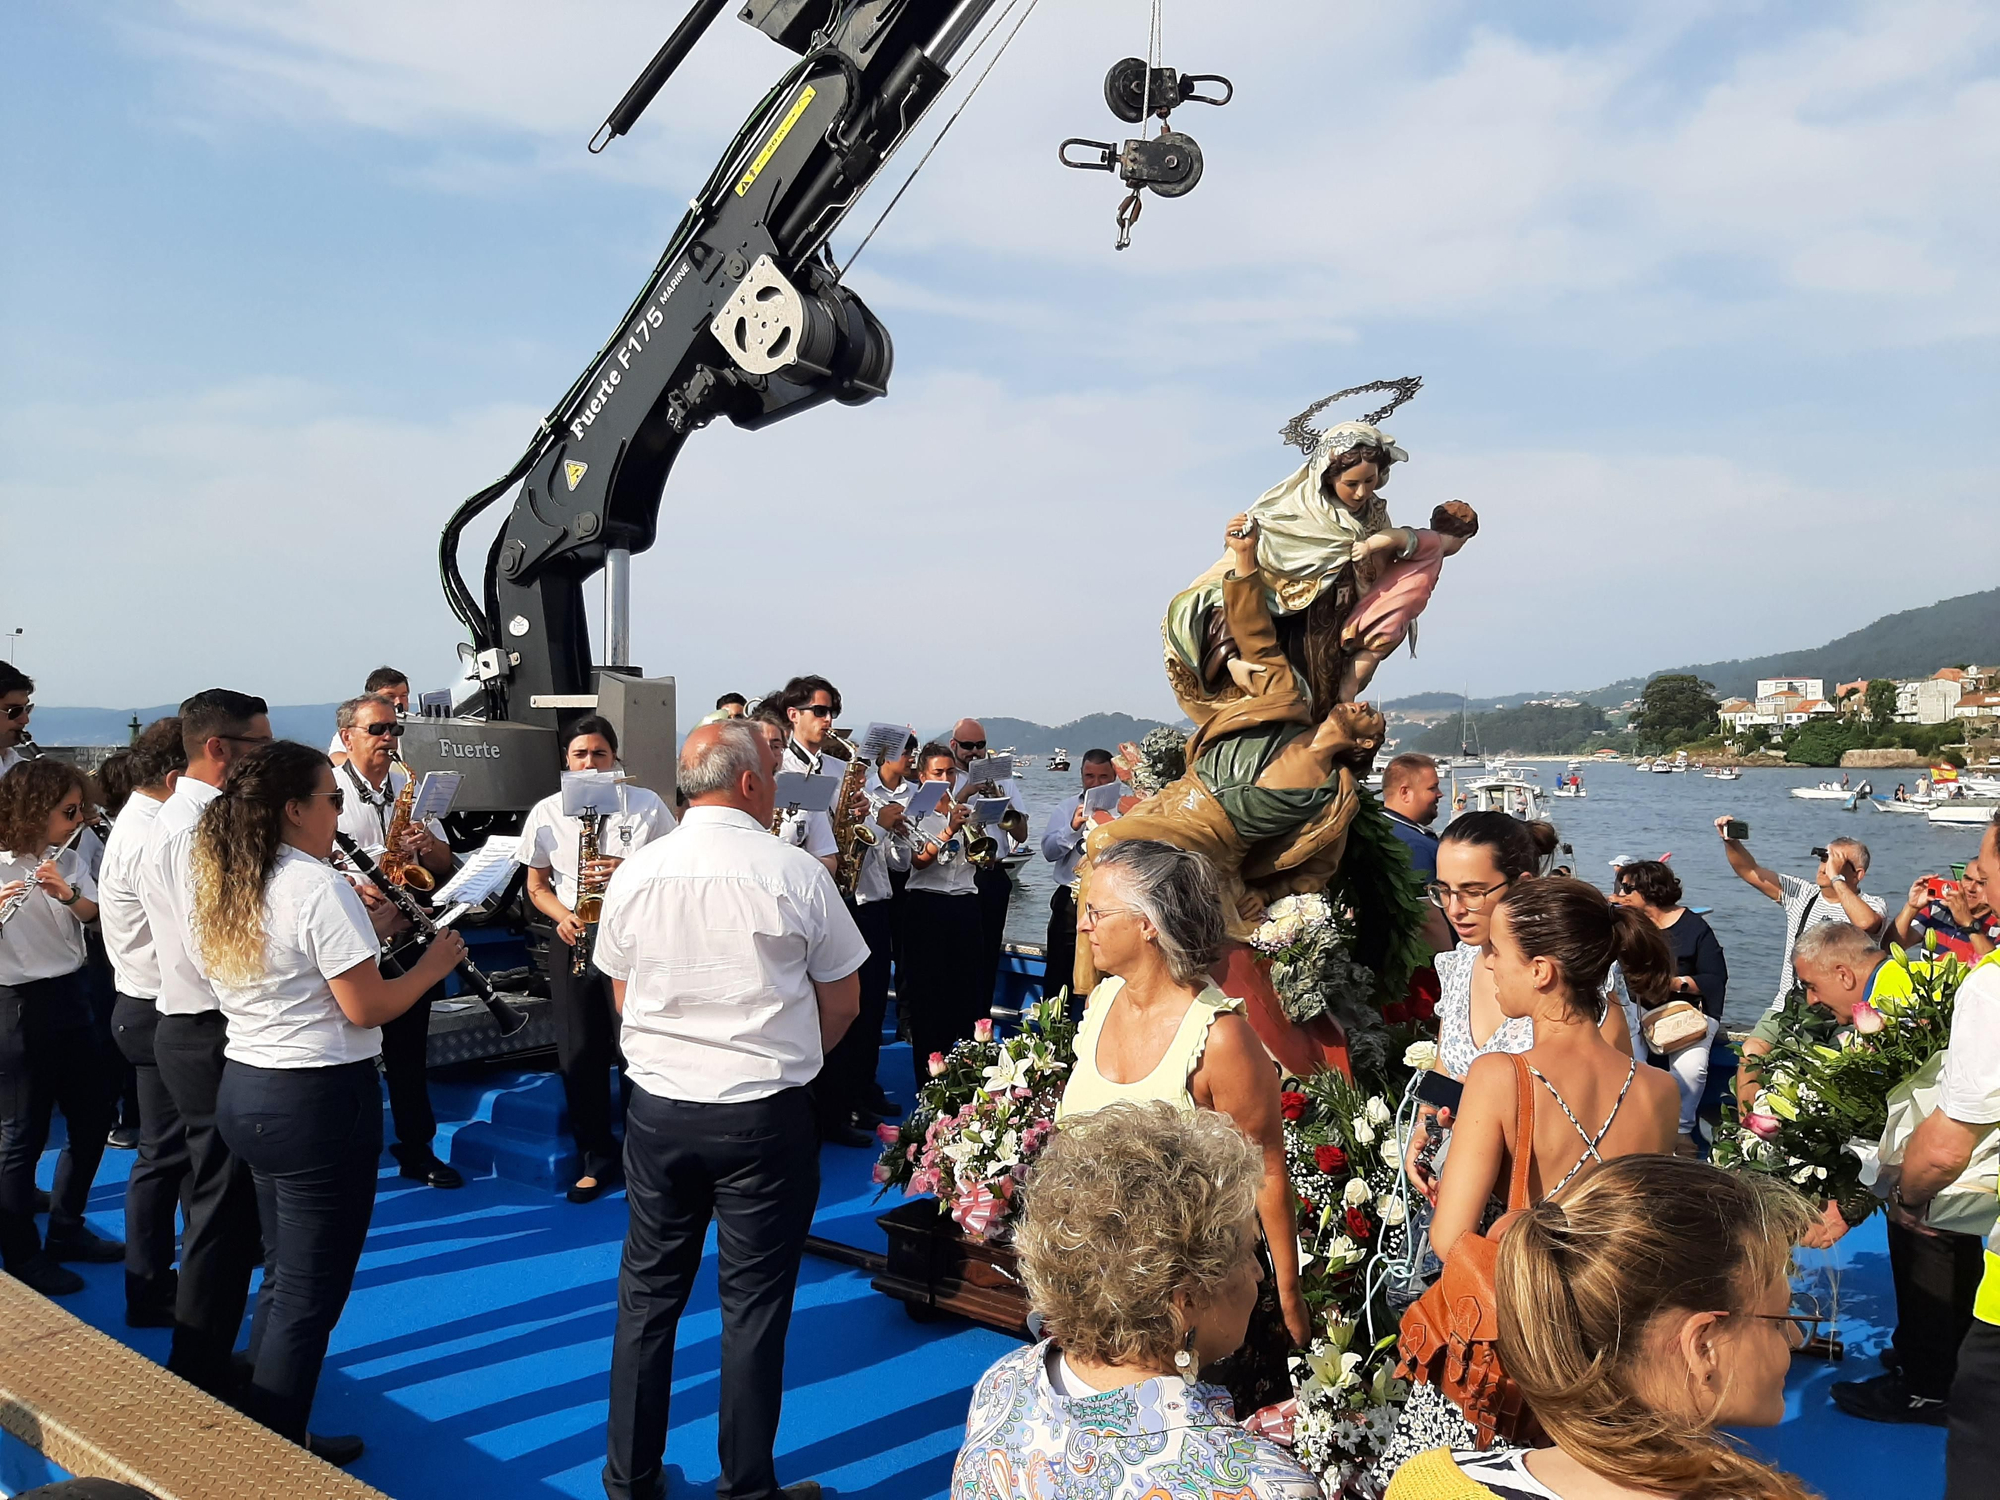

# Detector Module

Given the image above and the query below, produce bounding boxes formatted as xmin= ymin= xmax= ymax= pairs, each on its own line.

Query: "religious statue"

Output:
xmin=1336 ymin=499 xmax=1479 ymax=702
xmin=1076 ymin=513 xmax=1385 ymax=991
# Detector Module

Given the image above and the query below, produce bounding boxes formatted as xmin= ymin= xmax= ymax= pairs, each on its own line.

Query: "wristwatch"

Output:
xmin=1892 ymin=1183 xmax=1927 ymax=1217
xmin=56 ymin=886 xmax=81 ymax=907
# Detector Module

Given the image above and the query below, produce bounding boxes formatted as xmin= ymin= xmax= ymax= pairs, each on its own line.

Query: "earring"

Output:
xmin=1174 ymin=1330 xmax=1198 ymax=1377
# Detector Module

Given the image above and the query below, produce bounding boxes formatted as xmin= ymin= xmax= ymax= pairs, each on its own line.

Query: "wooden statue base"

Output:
xmin=871 ymin=1198 xmax=1032 ymax=1337
xmin=1214 ymin=944 xmax=1352 ymax=1080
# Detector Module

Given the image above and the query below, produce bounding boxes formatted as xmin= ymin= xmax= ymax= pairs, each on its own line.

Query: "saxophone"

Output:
xmin=377 ymin=766 xmax=436 ymax=892
xmin=571 ymin=811 xmax=606 ymax=976
xmin=828 ymin=733 xmax=878 ymax=897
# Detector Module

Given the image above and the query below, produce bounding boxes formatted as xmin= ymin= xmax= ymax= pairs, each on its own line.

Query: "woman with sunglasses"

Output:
xmin=517 ymin=715 xmax=675 ymax=1202
xmin=190 ymin=741 xmax=463 ymax=1453
xmin=0 ymin=758 xmax=121 ymax=1295
xmin=1403 ymin=814 xmax=1640 ymax=1208
xmin=1056 ymin=839 xmax=1311 ymax=1391
xmin=1387 ymin=1155 xmax=1819 ymax=1500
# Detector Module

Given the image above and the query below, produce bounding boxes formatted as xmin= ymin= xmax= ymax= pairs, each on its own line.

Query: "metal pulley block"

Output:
xmin=1058 ymin=131 xmax=1203 ymax=198
xmin=1101 ymin=56 xmax=1232 ymax=123
xmin=1060 ymin=54 xmax=1231 ymax=248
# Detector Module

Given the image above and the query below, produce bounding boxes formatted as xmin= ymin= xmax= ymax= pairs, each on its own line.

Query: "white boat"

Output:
xmin=1929 ymin=802 xmax=2000 ymax=827
xmin=1552 ymin=785 xmax=1586 ymax=799
xmin=1634 ymin=759 xmax=1654 ymax=772
xmin=1704 ymin=767 xmax=1741 ymax=781
xmin=1874 ymin=797 xmax=1932 ymax=815
xmin=1456 ymin=773 xmax=1550 ymax=821
xmin=1047 ymin=748 xmax=1070 ymax=771
xmin=1790 ymin=782 xmax=1853 ymax=801
xmin=1651 ymin=756 xmax=1677 ymax=774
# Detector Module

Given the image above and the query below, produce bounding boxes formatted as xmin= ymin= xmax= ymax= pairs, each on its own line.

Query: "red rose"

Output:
xmin=1408 ymin=967 xmax=1441 ymax=1021
xmin=1345 ymin=1206 xmax=1373 ymax=1240
xmin=1314 ymin=1144 xmax=1349 ymax=1175
xmin=1281 ymin=1090 xmax=1309 ymax=1122
xmin=1414 ymin=991 xmax=1438 ymax=1021
xmin=1382 ymin=1001 xmax=1411 ymax=1024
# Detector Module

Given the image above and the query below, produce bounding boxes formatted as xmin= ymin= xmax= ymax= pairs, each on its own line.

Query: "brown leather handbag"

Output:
xmin=1395 ymin=1053 xmax=1544 ymax=1448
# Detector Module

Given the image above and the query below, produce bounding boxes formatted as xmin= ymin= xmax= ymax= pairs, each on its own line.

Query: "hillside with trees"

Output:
xmin=1407 ymin=703 xmax=1611 ymax=757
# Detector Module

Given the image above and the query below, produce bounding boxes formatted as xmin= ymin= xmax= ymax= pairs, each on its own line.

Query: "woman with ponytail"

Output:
xmin=1389 ymin=1156 xmax=1819 ymax=1500
xmin=190 ymin=741 xmax=463 ymax=1455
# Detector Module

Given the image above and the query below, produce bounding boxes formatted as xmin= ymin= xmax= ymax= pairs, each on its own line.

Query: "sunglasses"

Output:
xmin=305 ymin=790 xmax=347 ymax=813
xmin=956 ymin=739 xmax=986 ymax=752
xmin=359 ymin=722 xmax=406 ymax=738
xmin=800 ymin=704 xmax=834 ymax=719
xmin=2 ymin=702 xmax=29 ymax=722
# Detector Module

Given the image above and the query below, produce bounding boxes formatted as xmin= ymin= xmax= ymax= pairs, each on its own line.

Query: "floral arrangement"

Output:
xmin=1278 ymin=1053 xmax=1430 ymax=1491
xmin=1252 ymin=893 xmax=1378 ymax=1028
xmin=873 ymin=995 xmax=1078 ymax=1240
xmin=1120 ymin=726 xmax=1189 ymax=798
xmin=1714 ymin=943 xmax=1968 ymax=1226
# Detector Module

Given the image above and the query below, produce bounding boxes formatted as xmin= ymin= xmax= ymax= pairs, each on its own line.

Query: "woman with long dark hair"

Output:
xmin=190 ymin=741 xmax=462 ymax=1452
xmin=0 ymin=759 xmax=120 ymax=1295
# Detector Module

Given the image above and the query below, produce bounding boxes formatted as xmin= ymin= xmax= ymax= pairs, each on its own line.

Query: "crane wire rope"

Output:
xmin=837 ymin=0 xmax=1044 ymax=278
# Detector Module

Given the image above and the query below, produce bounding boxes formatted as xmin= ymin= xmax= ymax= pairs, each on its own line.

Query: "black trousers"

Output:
xmin=817 ymin=898 xmax=894 ymax=1125
xmin=0 ymin=973 xmax=112 ymax=1268
xmin=604 ymin=1085 xmax=818 ymax=1500
xmin=901 ymin=890 xmax=986 ymax=1089
xmin=110 ymin=994 xmax=191 ymax=1310
xmin=378 ymin=986 xmax=438 ymax=1151
xmin=1044 ymin=886 xmax=1078 ymax=1014
xmin=153 ymin=1010 xmax=271 ymax=1396
xmin=217 ymin=1059 xmax=380 ymax=1444
xmin=83 ymin=932 xmax=139 ymax=1130
xmin=551 ymin=955 xmax=625 ymax=1179
xmin=1947 ymin=1318 xmax=2000 ymax=1500
xmin=1888 ymin=1220 xmax=1987 ymax=1399
xmin=972 ymin=863 xmax=1012 ymax=1021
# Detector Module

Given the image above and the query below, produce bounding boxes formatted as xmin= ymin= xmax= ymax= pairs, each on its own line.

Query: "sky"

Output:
xmin=3 ymin=0 xmax=1996 ymax=730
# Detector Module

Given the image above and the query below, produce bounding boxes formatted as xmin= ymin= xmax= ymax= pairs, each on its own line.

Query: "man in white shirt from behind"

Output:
xmin=595 ymin=718 xmax=865 ymax=1500
xmin=1040 ymin=749 xmax=1122 ymax=1009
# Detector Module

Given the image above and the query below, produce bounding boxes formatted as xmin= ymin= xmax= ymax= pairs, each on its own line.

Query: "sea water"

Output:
xmin=999 ymin=761 xmax=1987 ymax=1032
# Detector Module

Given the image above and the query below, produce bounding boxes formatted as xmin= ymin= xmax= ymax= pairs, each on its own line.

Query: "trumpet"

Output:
xmin=333 ymin=832 xmax=527 ymax=1037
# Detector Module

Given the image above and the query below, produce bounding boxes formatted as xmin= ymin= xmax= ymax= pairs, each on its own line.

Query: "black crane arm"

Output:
xmin=440 ymin=0 xmax=996 ymax=730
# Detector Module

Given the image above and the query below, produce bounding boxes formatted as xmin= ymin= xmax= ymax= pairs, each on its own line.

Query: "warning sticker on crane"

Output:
xmin=735 ymin=85 xmax=816 ymax=198
xmin=564 ymin=461 xmax=588 ymax=491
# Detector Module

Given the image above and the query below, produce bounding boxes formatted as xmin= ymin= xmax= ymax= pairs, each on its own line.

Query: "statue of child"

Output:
xmin=1336 ymin=500 xmax=1479 ymax=702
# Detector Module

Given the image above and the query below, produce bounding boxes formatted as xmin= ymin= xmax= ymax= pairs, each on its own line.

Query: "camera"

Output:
xmin=1923 ymin=876 xmax=1961 ymax=902
xmin=1723 ymin=819 xmax=1749 ymax=841
xmin=1810 ymin=846 xmax=1830 ymax=860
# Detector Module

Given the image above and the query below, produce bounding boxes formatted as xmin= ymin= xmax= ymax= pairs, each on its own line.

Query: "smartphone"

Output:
xmin=1416 ymin=1071 xmax=1464 ymax=1111
xmin=1923 ymin=877 xmax=1962 ymax=902
xmin=1723 ymin=819 xmax=1749 ymax=841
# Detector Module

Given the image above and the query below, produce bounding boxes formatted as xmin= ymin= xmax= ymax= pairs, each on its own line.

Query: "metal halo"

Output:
xmin=1279 ymin=376 xmax=1424 ymax=455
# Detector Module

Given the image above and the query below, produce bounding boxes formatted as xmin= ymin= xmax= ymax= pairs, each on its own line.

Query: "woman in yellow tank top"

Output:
xmin=1055 ymin=840 xmax=1311 ymax=1348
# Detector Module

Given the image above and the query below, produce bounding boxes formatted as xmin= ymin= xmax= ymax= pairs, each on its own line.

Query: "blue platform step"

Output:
xmin=432 ymin=1070 xmax=583 ymax=1192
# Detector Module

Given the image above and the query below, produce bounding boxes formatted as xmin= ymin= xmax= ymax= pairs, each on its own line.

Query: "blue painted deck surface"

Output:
xmin=30 ymin=1039 xmax=1943 ymax=1500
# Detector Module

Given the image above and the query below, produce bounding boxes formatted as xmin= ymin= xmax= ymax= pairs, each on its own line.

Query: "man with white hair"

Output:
xmin=1714 ymin=818 xmax=1886 ymax=1009
xmin=595 ymin=718 xmax=865 ymax=1500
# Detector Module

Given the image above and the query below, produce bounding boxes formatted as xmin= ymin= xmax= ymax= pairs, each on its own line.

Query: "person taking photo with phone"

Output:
xmin=1714 ymin=818 xmax=1885 ymax=1016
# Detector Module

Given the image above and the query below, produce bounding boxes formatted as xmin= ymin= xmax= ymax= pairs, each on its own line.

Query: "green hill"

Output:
xmin=950 ymin=713 xmax=1179 ymax=756
xmin=1407 ymin=704 xmax=1612 ymax=757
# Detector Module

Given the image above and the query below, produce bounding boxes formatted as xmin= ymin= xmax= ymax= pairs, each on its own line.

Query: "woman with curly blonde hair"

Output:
xmin=953 ymin=1101 xmax=1322 ymax=1500
xmin=0 ymin=758 xmax=120 ymax=1295
xmin=1388 ymin=1155 xmax=1819 ymax=1500
xmin=190 ymin=740 xmax=462 ymax=1454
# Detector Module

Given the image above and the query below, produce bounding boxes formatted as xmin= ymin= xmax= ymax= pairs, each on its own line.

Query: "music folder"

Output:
xmin=773 ymin=771 xmax=840 ymax=813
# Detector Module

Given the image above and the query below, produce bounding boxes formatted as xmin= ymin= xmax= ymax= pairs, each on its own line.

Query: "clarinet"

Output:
xmin=333 ymin=832 xmax=527 ymax=1037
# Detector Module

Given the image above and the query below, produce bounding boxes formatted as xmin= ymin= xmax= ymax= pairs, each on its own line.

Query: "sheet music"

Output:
xmin=560 ymin=770 xmax=625 ymax=817
xmin=905 ymin=781 xmax=948 ymax=819
xmin=774 ymin=771 xmax=840 ymax=813
xmin=1083 ymin=781 xmax=1127 ymax=816
xmin=965 ymin=754 xmax=1014 ymax=785
xmin=408 ymin=771 xmax=462 ymax=824
xmin=857 ymin=721 xmax=912 ymax=762
xmin=972 ymin=797 xmax=1012 ymax=826
xmin=433 ymin=835 xmax=521 ymax=907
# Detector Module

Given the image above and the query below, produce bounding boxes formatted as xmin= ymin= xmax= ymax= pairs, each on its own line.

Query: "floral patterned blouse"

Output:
xmin=953 ymin=1341 xmax=1323 ymax=1500
xmin=1434 ymin=944 xmax=1642 ymax=1081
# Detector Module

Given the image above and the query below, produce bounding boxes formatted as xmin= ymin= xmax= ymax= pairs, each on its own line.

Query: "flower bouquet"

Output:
xmin=1714 ymin=944 xmax=1969 ymax=1226
xmin=1278 ymin=1062 xmax=1419 ymax=1490
xmin=873 ymin=995 xmax=1077 ymax=1240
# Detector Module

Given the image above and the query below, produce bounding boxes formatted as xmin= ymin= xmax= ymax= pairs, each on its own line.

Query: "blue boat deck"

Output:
xmin=25 ymin=1037 xmax=1942 ymax=1500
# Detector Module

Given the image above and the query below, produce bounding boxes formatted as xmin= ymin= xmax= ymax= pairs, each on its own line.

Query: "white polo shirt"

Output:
xmin=98 ymin=793 xmax=167 ymax=998
xmin=1041 ymin=794 xmax=1088 ymax=888
xmin=0 ymin=846 xmax=95 ymax=985
xmin=213 ymin=847 xmax=384 ymax=1068
xmin=138 ymin=776 xmax=222 ymax=1017
xmin=515 ymin=784 xmax=676 ymax=907
xmin=593 ymin=804 xmax=869 ymax=1104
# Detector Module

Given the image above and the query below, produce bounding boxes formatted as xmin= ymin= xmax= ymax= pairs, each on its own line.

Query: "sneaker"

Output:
xmin=45 ymin=1227 xmax=125 ymax=1263
xmin=306 ymin=1432 xmax=366 ymax=1466
xmin=1830 ymin=1371 xmax=1948 ymax=1426
xmin=8 ymin=1255 xmax=86 ymax=1297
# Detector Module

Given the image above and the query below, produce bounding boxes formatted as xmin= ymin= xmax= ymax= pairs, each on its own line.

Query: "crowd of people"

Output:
xmin=3 ymin=647 xmax=1997 ymax=1500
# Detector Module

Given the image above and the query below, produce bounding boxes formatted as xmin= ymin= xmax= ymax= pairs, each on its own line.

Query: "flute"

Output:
xmin=333 ymin=832 xmax=528 ymax=1037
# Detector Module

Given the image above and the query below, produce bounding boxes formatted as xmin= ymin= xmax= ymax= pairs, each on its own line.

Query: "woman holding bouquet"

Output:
xmin=1056 ymin=839 xmax=1311 ymax=1374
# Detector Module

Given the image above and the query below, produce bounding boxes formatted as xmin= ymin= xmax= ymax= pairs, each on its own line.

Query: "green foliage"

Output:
xmin=1407 ymin=703 xmax=1609 ymax=756
xmin=1943 ymin=747 xmax=1968 ymax=769
xmin=1328 ymin=789 xmax=1433 ymax=1008
xmin=1630 ymin=674 xmax=1723 ymax=752
xmin=1783 ymin=718 xmax=1863 ymax=767
xmin=1865 ymin=678 xmax=1898 ymax=729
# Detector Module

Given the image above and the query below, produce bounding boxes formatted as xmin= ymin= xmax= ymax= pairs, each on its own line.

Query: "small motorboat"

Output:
xmin=1790 ymin=783 xmax=1852 ymax=801
xmin=1874 ymin=797 xmax=1932 ymax=815
xmin=1047 ymin=748 xmax=1070 ymax=771
xmin=1930 ymin=801 xmax=2000 ymax=827
xmin=1704 ymin=767 xmax=1741 ymax=781
xmin=1553 ymin=784 xmax=1587 ymax=799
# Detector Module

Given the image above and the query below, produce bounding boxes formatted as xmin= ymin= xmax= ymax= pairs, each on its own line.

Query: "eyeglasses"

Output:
xmin=359 ymin=722 xmax=406 ymax=738
xmin=1425 ymin=879 xmax=1512 ymax=910
xmin=2 ymin=702 xmax=30 ymax=722
xmin=1717 ymin=1295 xmax=1831 ymax=1350
xmin=800 ymin=704 xmax=834 ymax=719
xmin=305 ymin=790 xmax=347 ymax=813
xmin=1081 ymin=902 xmax=1137 ymax=925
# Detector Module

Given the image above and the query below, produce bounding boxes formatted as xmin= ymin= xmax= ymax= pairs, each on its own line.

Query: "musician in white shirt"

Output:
xmin=516 ymin=715 xmax=675 ymax=1204
xmin=332 ymin=692 xmax=460 ymax=1189
xmin=191 ymin=741 xmax=461 ymax=1455
xmin=0 ymin=662 xmax=32 ymax=775
xmin=950 ymin=718 xmax=1015 ymax=1023
xmin=900 ymin=742 xmax=987 ymax=1088
xmin=595 ymin=718 xmax=864 ymax=1500
xmin=753 ymin=685 xmax=837 ymax=874
xmin=1039 ymin=749 xmax=1122 ymax=1011
xmin=99 ymin=717 xmax=192 ymax=1325
xmin=325 ymin=666 xmax=409 ymax=766
xmin=0 ymin=756 xmax=120 ymax=1296
xmin=135 ymin=688 xmax=277 ymax=1401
